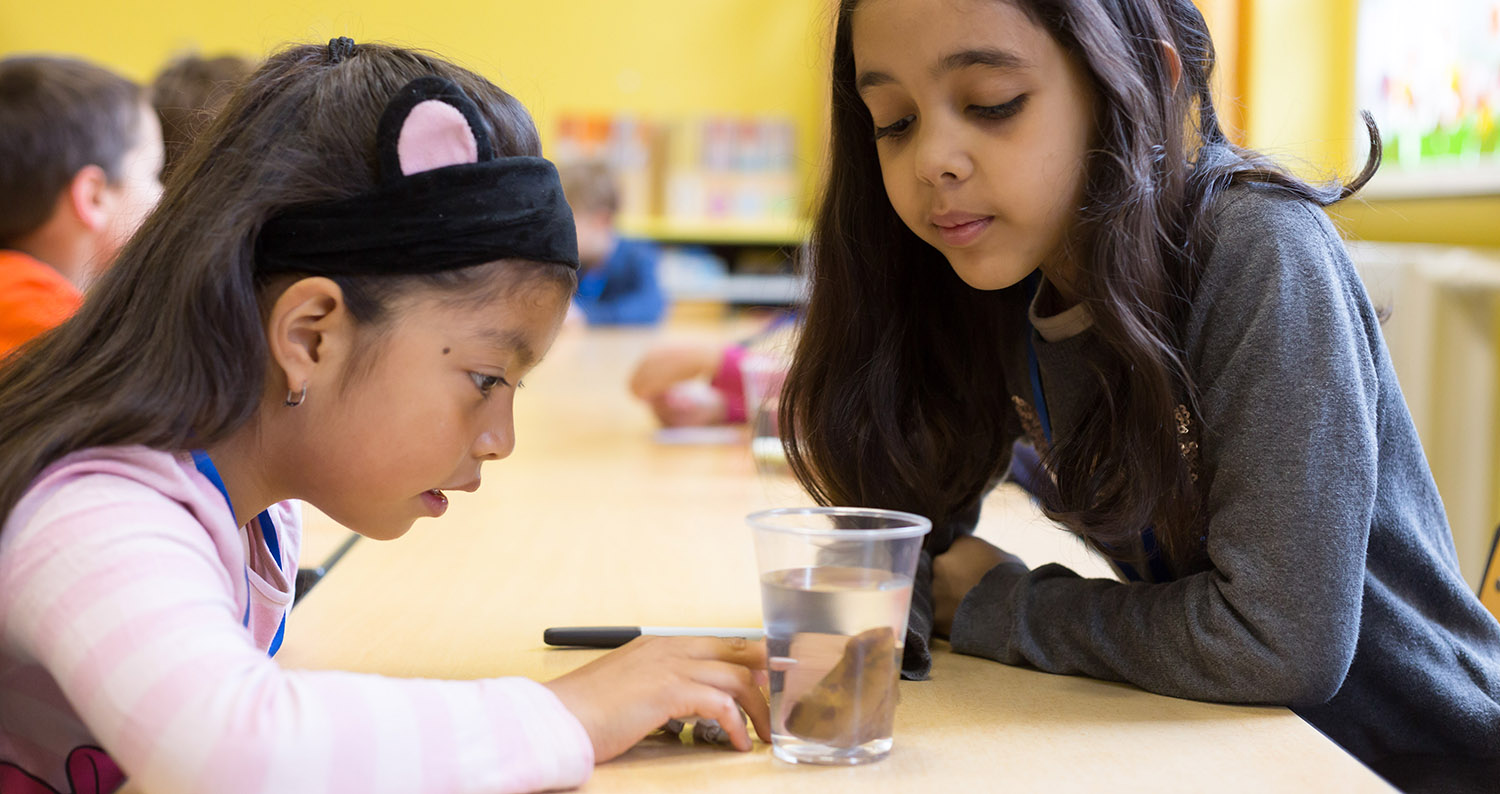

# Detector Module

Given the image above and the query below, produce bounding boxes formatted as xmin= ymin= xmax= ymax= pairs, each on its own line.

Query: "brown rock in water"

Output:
xmin=785 ymin=626 xmax=898 ymax=746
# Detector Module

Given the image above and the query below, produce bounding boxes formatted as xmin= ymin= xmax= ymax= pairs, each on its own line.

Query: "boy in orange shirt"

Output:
xmin=0 ymin=56 xmax=163 ymax=357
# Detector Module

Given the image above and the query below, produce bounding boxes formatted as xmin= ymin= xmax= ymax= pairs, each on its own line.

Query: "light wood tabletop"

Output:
xmin=272 ymin=322 xmax=1394 ymax=793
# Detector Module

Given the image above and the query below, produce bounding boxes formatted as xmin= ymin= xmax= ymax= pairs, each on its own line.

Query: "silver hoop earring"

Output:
xmin=284 ymin=385 xmax=307 ymax=407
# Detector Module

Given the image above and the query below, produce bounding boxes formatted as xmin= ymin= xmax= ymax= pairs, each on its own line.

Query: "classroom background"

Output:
xmin=3 ymin=0 xmax=1499 ymax=584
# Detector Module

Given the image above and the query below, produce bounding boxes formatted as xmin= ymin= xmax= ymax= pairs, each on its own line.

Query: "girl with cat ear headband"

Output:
xmin=0 ymin=39 xmax=769 ymax=794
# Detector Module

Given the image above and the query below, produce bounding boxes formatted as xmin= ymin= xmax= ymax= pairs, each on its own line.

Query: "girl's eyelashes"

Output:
xmin=971 ymin=94 xmax=1028 ymax=121
xmin=871 ymin=95 xmax=1028 ymax=141
xmin=873 ymin=114 xmax=916 ymax=140
xmin=469 ymin=372 xmax=513 ymax=397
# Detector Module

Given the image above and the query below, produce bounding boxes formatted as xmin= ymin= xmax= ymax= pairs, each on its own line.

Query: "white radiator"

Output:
xmin=1349 ymin=240 xmax=1500 ymax=589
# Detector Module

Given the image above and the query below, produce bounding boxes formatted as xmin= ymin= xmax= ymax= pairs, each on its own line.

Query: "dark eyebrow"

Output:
xmin=857 ymin=47 xmax=1031 ymax=95
xmin=475 ymin=327 xmax=537 ymax=370
xmin=856 ymin=69 xmax=896 ymax=93
xmin=935 ymin=48 xmax=1030 ymax=79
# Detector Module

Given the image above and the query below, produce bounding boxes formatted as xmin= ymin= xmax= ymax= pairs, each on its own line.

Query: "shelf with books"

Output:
xmin=628 ymin=217 xmax=805 ymax=309
xmin=556 ymin=111 xmax=812 ymax=307
xmin=619 ymin=215 xmax=810 ymax=248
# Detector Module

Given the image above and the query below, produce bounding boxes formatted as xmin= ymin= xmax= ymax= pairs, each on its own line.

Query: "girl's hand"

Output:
xmin=932 ymin=535 xmax=1024 ymax=637
xmin=544 ymin=636 xmax=772 ymax=762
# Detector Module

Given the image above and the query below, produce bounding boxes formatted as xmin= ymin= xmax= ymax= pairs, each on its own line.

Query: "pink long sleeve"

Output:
xmin=0 ymin=447 xmax=593 ymax=794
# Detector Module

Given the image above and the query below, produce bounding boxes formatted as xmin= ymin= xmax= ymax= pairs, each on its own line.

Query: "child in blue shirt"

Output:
xmin=559 ymin=160 xmax=666 ymax=325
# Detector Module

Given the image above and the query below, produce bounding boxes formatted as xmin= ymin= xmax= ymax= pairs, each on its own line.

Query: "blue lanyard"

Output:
xmin=191 ymin=450 xmax=286 ymax=656
xmin=1023 ymin=272 xmax=1054 ymax=442
xmin=1022 ymin=272 xmax=1169 ymax=583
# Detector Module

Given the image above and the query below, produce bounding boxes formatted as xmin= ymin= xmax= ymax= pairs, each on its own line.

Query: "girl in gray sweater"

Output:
xmin=780 ymin=1 xmax=1500 ymax=790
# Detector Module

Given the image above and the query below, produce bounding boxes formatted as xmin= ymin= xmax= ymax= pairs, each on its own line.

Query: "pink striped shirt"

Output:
xmin=0 ymin=446 xmax=593 ymax=794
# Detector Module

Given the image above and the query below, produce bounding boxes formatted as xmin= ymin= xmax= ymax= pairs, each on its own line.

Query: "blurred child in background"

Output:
xmin=630 ymin=311 xmax=798 ymax=428
xmin=0 ymin=55 xmax=163 ymax=358
xmin=631 ymin=338 xmax=744 ymax=427
xmin=152 ymin=52 xmax=255 ymax=182
xmin=559 ymin=159 xmax=667 ymax=326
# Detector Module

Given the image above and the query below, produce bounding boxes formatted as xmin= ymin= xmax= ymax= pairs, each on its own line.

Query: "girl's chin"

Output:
xmin=341 ymin=515 xmax=416 ymax=542
xmin=946 ymin=255 xmax=1034 ymax=292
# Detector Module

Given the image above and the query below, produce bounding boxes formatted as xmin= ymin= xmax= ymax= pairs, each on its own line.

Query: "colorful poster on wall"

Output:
xmin=1356 ymin=0 xmax=1500 ymax=187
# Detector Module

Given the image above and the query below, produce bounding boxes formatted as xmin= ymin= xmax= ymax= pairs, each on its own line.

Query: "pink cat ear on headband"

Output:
xmin=375 ymin=76 xmax=495 ymax=182
xmin=397 ymin=100 xmax=480 ymax=175
xmin=257 ymin=73 xmax=581 ymax=277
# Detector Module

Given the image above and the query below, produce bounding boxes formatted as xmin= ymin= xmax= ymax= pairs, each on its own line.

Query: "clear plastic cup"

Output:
xmin=748 ymin=507 xmax=931 ymax=765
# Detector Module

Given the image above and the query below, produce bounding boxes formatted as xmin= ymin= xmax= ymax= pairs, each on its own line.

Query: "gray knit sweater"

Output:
xmin=945 ymin=185 xmax=1500 ymax=788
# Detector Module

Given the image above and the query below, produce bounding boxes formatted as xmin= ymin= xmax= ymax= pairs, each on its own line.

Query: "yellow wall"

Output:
xmin=1333 ymin=198 xmax=1500 ymax=248
xmin=0 ymin=0 xmax=830 ymax=215
xmin=1193 ymin=0 xmax=1245 ymax=142
xmin=1239 ymin=0 xmax=1500 ymax=247
xmin=5 ymin=0 xmax=1491 ymax=244
xmin=1243 ymin=0 xmax=1359 ymax=177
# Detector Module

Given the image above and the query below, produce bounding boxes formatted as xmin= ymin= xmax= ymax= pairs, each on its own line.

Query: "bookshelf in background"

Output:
xmin=556 ymin=111 xmax=809 ymax=308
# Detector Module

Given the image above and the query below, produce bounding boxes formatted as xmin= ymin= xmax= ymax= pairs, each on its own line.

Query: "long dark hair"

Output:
xmin=0 ymin=42 xmax=573 ymax=529
xmin=782 ymin=0 xmax=1380 ymax=572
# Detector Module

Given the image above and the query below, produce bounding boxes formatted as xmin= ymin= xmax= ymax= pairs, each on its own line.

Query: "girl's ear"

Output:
xmin=264 ymin=277 xmax=350 ymax=398
xmin=1157 ymin=39 xmax=1183 ymax=91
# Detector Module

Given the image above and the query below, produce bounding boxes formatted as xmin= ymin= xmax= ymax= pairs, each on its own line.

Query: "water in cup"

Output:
xmin=761 ymin=565 xmax=912 ymax=764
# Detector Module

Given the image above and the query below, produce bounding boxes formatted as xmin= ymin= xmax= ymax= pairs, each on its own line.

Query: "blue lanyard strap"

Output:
xmin=1023 ymin=271 xmax=1054 ymax=442
xmin=191 ymin=450 xmax=287 ymax=656
xmin=1025 ymin=330 xmax=1054 ymax=442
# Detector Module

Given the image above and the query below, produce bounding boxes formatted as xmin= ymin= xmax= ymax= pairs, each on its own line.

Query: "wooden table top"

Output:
xmin=272 ymin=323 xmax=1392 ymax=793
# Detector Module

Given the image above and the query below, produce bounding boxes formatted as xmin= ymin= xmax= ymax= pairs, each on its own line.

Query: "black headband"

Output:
xmin=255 ymin=75 xmax=579 ymax=277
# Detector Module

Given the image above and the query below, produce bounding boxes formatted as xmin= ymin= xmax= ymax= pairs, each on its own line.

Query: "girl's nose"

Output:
xmin=914 ymin=116 xmax=973 ymax=186
xmin=474 ymin=414 xmax=516 ymax=461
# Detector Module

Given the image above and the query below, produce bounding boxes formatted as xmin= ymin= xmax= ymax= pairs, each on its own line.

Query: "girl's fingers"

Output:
xmin=672 ymin=637 xmax=773 ymax=740
xmin=629 ymin=637 xmax=775 ymax=749
xmin=683 ymin=660 xmax=772 ymax=743
xmin=681 ymin=685 xmax=753 ymax=751
xmin=740 ymin=690 xmax=772 ymax=743
xmin=679 ymin=636 xmax=769 ymax=670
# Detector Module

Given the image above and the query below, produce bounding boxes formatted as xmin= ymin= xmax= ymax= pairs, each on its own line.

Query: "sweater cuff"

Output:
xmin=483 ymin=677 xmax=595 ymax=791
xmin=948 ymin=560 xmax=1030 ymax=660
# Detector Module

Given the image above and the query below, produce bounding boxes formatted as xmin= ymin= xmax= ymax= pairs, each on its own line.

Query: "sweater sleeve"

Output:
xmin=0 ymin=478 xmax=594 ymax=794
xmin=949 ymin=190 xmax=1380 ymax=706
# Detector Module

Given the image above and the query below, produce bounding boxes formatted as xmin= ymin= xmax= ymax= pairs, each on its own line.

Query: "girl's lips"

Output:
xmin=934 ymin=216 xmax=993 ymax=247
xmin=420 ymin=488 xmax=449 ymax=517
